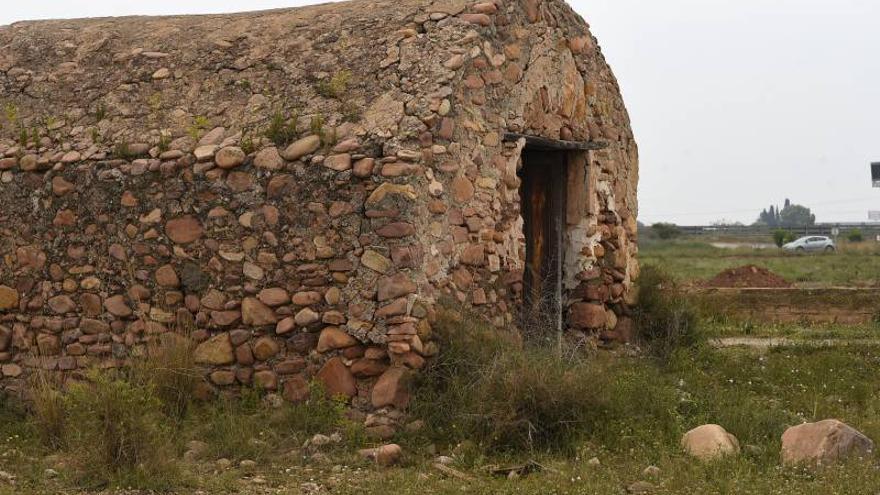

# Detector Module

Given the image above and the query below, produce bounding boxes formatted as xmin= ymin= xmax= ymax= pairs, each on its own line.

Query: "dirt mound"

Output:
xmin=703 ymin=265 xmax=792 ymax=288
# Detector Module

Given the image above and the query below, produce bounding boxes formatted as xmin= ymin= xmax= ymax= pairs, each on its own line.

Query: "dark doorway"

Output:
xmin=519 ymin=149 xmax=568 ymax=335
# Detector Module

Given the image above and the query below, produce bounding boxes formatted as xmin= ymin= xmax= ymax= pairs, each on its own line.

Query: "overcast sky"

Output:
xmin=3 ymin=0 xmax=878 ymax=225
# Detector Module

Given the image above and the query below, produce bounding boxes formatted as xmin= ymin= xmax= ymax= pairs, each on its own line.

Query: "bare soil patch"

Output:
xmin=702 ymin=265 xmax=792 ymax=288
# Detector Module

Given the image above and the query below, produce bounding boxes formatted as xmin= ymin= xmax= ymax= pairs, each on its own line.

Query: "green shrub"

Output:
xmin=411 ymin=309 xmax=680 ymax=455
xmin=848 ymin=229 xmax=864 ymax=243
xmin=265 ymin=110 xmax=298 ymax=147
xmin=315 ymin=70 xmax=352 ymax=99
xmin=772 ymin=229 xmax=795 ymax=248
xmin=633 ymin=265 xmax=703 ymax=360
xmin=63 ymin=370 xmax=179 ymax=489
xmin=651 ymin=222 xmax=681 ymax=240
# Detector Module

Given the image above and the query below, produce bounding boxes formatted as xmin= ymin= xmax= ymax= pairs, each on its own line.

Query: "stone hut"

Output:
xmin=0 ymin=0 xmax=638 ymax=431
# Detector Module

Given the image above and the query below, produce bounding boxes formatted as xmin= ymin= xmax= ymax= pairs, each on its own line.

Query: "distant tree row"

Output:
xmin=756 ymin=199 xmax=816 ymax=228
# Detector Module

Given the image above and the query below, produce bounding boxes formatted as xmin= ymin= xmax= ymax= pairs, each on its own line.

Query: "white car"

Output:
xmin=782 ymin=236 xmax=836 ymax=253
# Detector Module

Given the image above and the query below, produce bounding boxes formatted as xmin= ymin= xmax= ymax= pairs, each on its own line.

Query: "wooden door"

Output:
xmin=519 ymin=150 xmax=567 ymax=331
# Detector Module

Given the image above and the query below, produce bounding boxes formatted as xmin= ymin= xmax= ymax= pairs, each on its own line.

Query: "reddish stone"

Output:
xmin=155 ymin=264 xmax=180 ymax=287
xmin=254 ymin=370 xmax=278 ymax=390
xmin=376 ymin=222 xmax=415 ymax=238
xmin=258 ymin=287 xmax=289 ymax=307
xmin=165 ymin=216 xmax=203 ymax=244
xmin=275 ymin=357 xmax=306 ymax=374
xmin=460 ymin=244 xmax=485 ymax=266
xmin=276 ymin=317 xmax=296 ymax=335
xmin=226 ymin=171 xmax=254 ymax=192
xmin=317 ymin=327 xmax=358 ymax=352
xmin=51 ymin=176 xmax=75 ymax=196
xmin=104 ymin=295 xmax=132 ymax=318
xmin=235 ymin=343 xmax=255 ymax=365
xmin=47 ymin=295 xmax=76 ymax=314
xmin=316 ymin=357 xmax=357 ymax=399
xmin=37 ymin=334 xmax=61 ymax=356
xmin=569 ymin=303 xmax=607 ymax=329
xmin=211 ymin=310 xmax=241 ymax=327
xmin=377 ymin=273 xmax=417 ymax=302
xmin=210 ymin=370 xmax=237 ymax=386
xmin=266 ymin=174 xmax=295 ymax=199
xmin=242 ymin=297 xmax=278 ymax=326
xmin=282 ymin=375 xmax=310 ymax=403
xmin=461 ymin=13 xmax=492 ymax=26
xmin=372 ymin=367 xmax=411 ymax=408
xmin=252 ymin=336 xmax=280 ymax=361
xmin=288 ymin=333 xmax=318 ymax=354
xmin=438 ymin=118 xmax=455 ymax=140
xmin=351 ymin=359 xmax=389 ymax=378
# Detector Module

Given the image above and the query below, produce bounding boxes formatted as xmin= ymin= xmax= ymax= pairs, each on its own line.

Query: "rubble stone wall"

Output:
xmin=0 ymin=0 xmax=637 ymax=432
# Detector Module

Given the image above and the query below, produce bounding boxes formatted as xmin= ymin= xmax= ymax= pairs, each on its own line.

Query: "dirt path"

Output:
xmin=711 ymin=337 xmax=880 ymax=349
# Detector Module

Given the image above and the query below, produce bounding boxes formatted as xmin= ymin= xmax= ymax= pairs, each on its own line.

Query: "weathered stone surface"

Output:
xmin=155 ymin=264 xmax=180 ymax=287
xmin=215 ymin=146 xmax=246 ymax=169
xmin=295 ymin=307 xmax=320 ymax=327
xmin=0 ymin=0 xmax=639 ymax=418
xmin=194 ymin=333 xmax=235 ymax=365
xmin=323 ymin=153 xmax=352 ymax=171
xmin=48 ymin=295 xmax=76 ymax=314
xmin=0 ymin=286 xmax=19 ymax=311
xmin=252 ymin=336 xmax=281 ymax=361
xmin=257 ymin=288 xmax=289 ymax=307
xmin=282 ymin=135 xmax=321 ymax=161
xmin=242 ymin=297 xmax=277 ymax=326
xmin=358 ymin=444 xmax=402 ymax=466
xmin=781 ymin=420 xmax=874 ymax=466
xmin=372 ymin=366 xmax=410 ymax=408
xmin=51 ymin=176 xmax=75 ymax=196
xmin=104 ymin=295 xmax=132 ymax=318
xmin=165 ymin=216 xmax=203 ymax=244
xmin=254 ymin=147 xmax=284 ymax=170
xmin=317 ymin=327 xmax=358 ymax=352
xmin=361 ymin=250 xmax=392 ymax=274
xmin=80 ymin=318 xmax=110 ymax=335
xmin=377 ymin=273 xmax=417 ymax=302
xmin=681 ymin=425 xmax=740 ymax=461
xmin=0 ymin=326 xmax=12 ymax=352
xmin=316 ymin=357 xmax=357 ymax=398
xmin=291 ymin=291 xmax=322 ymax=306
xmin=569 ymin=303 xmax=607 ymax=329
xmin=282 ymin=375 xmax=310 ymax=403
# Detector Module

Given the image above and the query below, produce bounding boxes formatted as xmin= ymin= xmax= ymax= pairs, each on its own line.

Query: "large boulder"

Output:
xmin=781 ymin=420 xmax=874 ymax=466
xmin=316 ymin=357 xmax=357 ymax=399
xmin=681 ymin=424 xmax=740 ymax=460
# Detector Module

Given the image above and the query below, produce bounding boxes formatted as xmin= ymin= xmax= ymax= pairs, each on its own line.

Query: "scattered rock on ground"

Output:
xmin=643 ymin=465 xmax=661 ymax=477
xmin=358 ymin=444 xmax=402 ymax=466
xmin=627 ymin=480 xmax=655 ymax=494
xmin=681 ymin=424 xmax=740 ymax=460
xmin=781 ymin=419 xmax=874 ymax=466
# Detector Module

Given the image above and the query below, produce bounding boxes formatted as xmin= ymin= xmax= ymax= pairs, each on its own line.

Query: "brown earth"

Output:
xmin=702 ymin=265 xmax=793 ymax=288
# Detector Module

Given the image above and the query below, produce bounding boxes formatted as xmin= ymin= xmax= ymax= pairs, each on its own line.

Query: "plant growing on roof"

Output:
xmin=315 ymin=70 xmax=352 ymax=99
xmin=265 ymin=110 xmax=298 ymax=147
xmin=187 ymin=115 xmax=210 ymax=141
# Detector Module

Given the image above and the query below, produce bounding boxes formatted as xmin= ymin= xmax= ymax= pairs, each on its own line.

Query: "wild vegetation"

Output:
xmin=2 ymin=263 xmax=879 ymax=494
xmin=640 ymin=238 xmax=880 ymax=287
